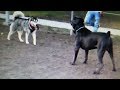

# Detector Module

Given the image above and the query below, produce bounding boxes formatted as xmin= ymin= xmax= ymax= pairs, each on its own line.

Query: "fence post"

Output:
xmin=3 ymin=11 xmax=10 ymax=25
xmin=71 ymin=11 xmax=74 ymax=21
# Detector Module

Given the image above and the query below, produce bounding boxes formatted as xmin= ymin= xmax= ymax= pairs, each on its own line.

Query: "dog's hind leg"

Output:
xmin=32 ymin=30 xmax=36 ymax=45
xmin=17 ymin=31 xmax=24 ymax=42
xmin=93 ymin=49 xmax=105 ymax=74
xmin=7 ymin=30 xmax=15 ymax=40
xmin=7 ymin=23 xmax=15 ymax=40
xmin=107 ymin=45 xmax=116 ymax=72
xmin=83 ymin=50 xmax=89 ymax=64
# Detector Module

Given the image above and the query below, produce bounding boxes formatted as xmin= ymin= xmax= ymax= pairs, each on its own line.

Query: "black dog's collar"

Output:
xmin=76 ymin=26 xmax=85 ymax=32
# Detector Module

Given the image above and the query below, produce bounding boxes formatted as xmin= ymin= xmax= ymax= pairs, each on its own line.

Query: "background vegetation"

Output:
xmin=0 ymin=11 xmax=120 ymax=29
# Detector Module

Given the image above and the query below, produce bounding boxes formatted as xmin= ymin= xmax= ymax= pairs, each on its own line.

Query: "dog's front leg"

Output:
xmin=71 ymin=47 xmax=80 ymax=65
xmin=83 ymin=50 xmax=89 ymax=64
xmin=71 ymin=40 xmax=81 ymax=65
xmin=32 ymin=30 xmax=36 ymax=45
xmin=25 ymin=31 xmax=30 ymax=44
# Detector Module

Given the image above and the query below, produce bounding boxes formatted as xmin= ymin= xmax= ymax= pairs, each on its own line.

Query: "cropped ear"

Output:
xmin=74 ymin=17 xmax=84 ymax=23
xmin=73 ymin=16 xmax=79 ymax=19
xmin=73 ymin=16 xmax=77 ymax=19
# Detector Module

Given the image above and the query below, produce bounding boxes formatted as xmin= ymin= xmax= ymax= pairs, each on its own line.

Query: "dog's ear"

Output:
xmin=73 ymin=16 xmax=80 ymax=19
xmin=36 ymin=17 xmax=38 ymax=22
xmin=73 ymin=16 xmax=77 ymax=20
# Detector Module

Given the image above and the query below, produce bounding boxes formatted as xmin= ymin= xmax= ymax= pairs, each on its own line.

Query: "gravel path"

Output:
xmin=0 ymin=25 xmax=120 ymax=79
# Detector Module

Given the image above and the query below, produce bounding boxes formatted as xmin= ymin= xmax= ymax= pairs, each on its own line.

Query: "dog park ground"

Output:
xmin=0 ymin=24 xmax=120 ymax=79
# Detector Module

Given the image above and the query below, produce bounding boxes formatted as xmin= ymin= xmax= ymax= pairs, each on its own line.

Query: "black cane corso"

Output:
xmin=70 ymin=16 xmax=116 ymax=74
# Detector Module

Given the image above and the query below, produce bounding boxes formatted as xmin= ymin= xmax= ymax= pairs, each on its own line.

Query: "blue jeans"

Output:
xmin=84 ymin=11 xmax=101 ymax=32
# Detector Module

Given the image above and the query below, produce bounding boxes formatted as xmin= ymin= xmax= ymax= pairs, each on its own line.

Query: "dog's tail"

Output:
xmin=13 ymin=11 xmax=25 ymax=20
xmin=107 ymin=31 xmax=111 ymax=37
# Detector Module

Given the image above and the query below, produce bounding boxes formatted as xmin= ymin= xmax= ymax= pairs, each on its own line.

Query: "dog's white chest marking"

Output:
xmin=30 ymin=21 xmax=37 ymax=27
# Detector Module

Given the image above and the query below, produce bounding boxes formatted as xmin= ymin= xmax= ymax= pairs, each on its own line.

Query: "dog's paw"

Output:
xmin=83 ymin=61 xmax=87 ymax=64
xmin=20 ymin=40 xmax=24 ymax=42
xmin=70 ymin=62 xmax=76 ymax=65
xmin=93 ymin=71 xmax=100 ymax=75
xmin=7 ymin=38 xmax=10 ymax=40
xmin=26 ymin=42 xmax=29 ymax=44
xmin=112 ymin=68 xmax=116 ymax=72
xmin=33 ymin=44 xmax=36 ymax=46
xmin=33 ymin=43 xmax=36 ymax=46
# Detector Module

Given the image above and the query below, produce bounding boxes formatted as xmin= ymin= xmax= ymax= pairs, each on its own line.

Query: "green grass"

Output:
xmin=22 ymin=11 xmax=71 ymax=22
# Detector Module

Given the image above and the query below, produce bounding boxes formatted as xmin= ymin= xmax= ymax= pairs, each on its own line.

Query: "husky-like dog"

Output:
xmin=7 ymin=11 xmax=39 ymax=45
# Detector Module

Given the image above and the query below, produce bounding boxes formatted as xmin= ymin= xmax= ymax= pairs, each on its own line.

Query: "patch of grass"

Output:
xmin=22 ymin=11 xmax=71 ymax=22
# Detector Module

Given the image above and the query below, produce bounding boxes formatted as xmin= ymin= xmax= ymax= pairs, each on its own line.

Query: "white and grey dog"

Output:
xmin=7 ymin=11 xmax=39 ymax=45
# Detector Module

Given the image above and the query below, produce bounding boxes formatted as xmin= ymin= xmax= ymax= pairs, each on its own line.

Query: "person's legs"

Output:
xmin=93 ymin=12 xmax=100 ymax=32
xmin=84 ymin=11 xmax=94 ymax=27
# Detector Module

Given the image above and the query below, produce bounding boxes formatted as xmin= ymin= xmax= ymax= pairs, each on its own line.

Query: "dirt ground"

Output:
xmin=0 ymin=25 xmax=120 ymax=79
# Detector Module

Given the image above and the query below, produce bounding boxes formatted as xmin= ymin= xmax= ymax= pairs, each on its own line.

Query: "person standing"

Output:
xmin=84 ymin=11 xmax=103 ymax=32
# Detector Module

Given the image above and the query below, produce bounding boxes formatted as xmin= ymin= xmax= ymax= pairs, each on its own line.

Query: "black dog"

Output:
xmin=70 ymin=16 xmax=116 ymax=74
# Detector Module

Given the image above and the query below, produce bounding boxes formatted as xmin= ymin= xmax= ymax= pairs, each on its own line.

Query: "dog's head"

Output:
xmin=71 ymin=16 xmax=84 ymax=29
xmin=29 ymin=16 xmax=38 ymax=23
xmin=29 ymin=16 xmax=39 ymax=30
xmin=70 ymin=16 xmax=85 ymax=35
